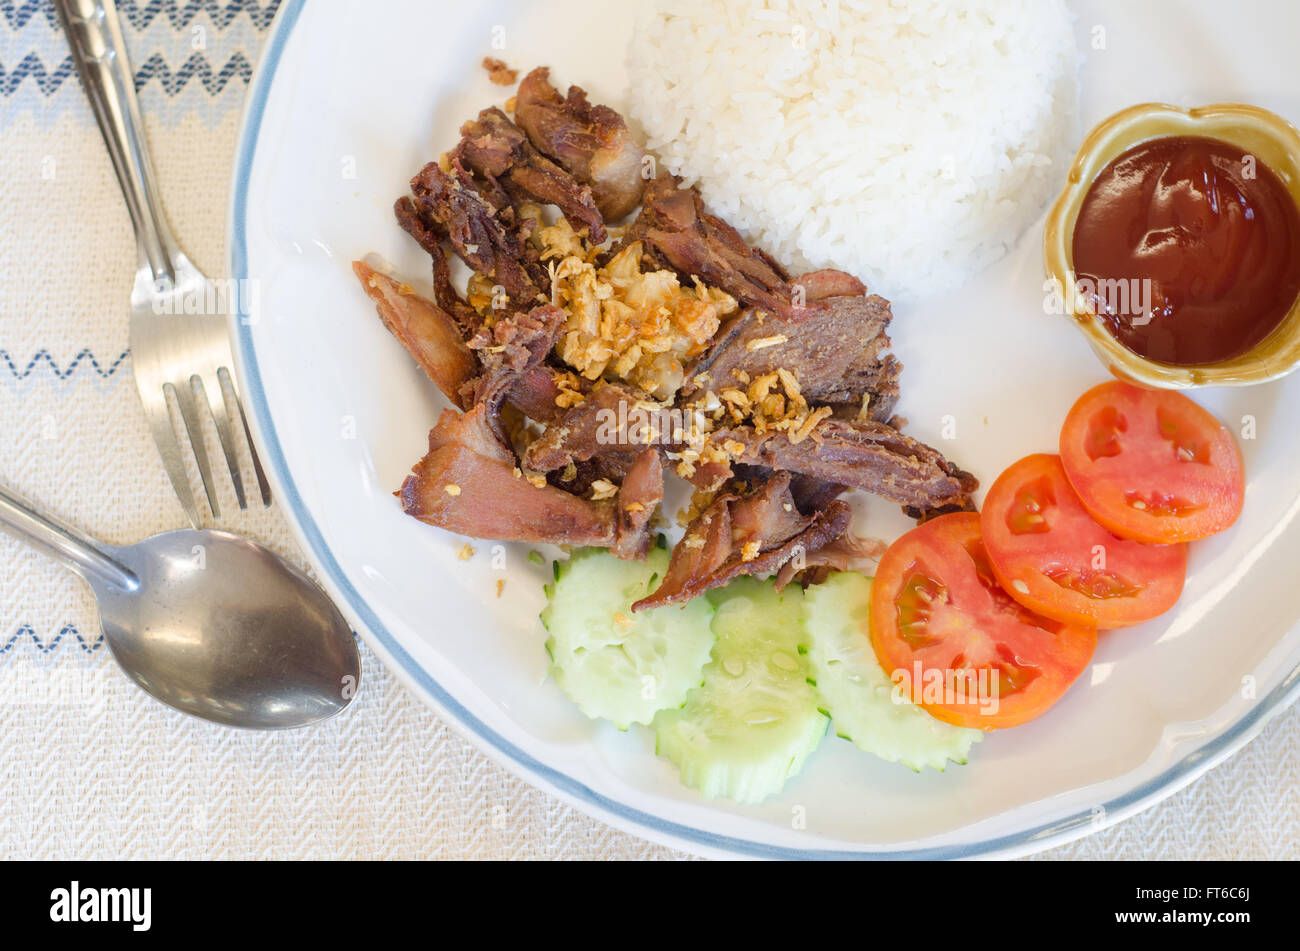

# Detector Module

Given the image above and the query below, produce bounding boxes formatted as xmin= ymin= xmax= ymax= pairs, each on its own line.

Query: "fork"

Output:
xmin=54 ymin=0 xmax=270 ymax=528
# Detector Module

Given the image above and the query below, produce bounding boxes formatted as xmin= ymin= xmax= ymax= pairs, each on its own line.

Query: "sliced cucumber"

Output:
xmin=541 ymin=546 xmax=715 ymax=730
xmin=804 ymin=571 xmax=981 ymax=771
xmin=653 ymin=578 xmax=827 ymax=805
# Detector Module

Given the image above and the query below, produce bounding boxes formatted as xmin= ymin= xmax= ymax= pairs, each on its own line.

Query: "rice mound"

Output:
xmin=627 ymin=0 xmax=1080 ymax=300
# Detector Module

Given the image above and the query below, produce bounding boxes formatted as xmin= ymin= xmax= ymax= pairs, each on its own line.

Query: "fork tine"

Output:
xmin=203 ymin=372 xmax=248 ymax=510
xmin=223 ymin=367 xmax=273 ymax=507
xmin=140 ymin=383 xmax=202 ymax=529
xmin=246 ymin=421 xmax=273 ymax=507
xmin=173 ymin=376 xmax=221 ymax=520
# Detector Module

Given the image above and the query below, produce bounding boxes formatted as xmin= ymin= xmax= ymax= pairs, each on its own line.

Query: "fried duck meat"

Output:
xmin=400 ymin=411 xmax=618 ymax=548
xmin=514 ymin=66 xmax=647 ymax=221
xmin=632 ymin=472 xmax=851 ymax=611
xmin=397 ymin=304 xmax=661 ymax=558
xmin=522 ymin=380 xmax=662 ymax=473
xmin=402 ymin=430 xmax=662 ymax=557
xmin=620 ymin=173 xmax=801 ymax=320
xmin=454 ymin=106 xmax=608 ymax=244
xmin=713 ymin=419 xmax=978 ymax=516
xmin=372 ymin=60 xmax=978 ymax=569
xmin=352 ymin=262 xmax=477 ymax=408
xmin=406 ymin=158 xmax=544 ymax=305
xmin=683 ymin=283 xmax=899 ymax=420
xmin=352 ymin=260 xmax=579 ymax=428
xmin=392 ymin=196 xmax=482 ymax=334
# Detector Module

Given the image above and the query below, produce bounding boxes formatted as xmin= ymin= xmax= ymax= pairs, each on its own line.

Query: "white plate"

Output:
xmin=230 ymin=0 xmax=1300 ymax=858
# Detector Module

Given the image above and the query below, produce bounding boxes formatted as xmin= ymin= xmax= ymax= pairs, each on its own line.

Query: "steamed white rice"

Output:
xmin=627 ymin=0 xmax=1080 ymax=300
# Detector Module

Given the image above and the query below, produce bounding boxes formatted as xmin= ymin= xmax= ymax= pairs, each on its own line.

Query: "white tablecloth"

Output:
xmin=0 ymin=1 xmax=1294 ymax=860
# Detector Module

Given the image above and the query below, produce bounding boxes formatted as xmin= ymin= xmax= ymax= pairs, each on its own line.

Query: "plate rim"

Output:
xmin=227 ymin=0 xmax=1300 ymax=860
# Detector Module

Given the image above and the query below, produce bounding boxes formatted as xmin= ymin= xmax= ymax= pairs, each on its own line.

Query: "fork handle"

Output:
xmin=54 ymin=0 xmax=176 ymax=284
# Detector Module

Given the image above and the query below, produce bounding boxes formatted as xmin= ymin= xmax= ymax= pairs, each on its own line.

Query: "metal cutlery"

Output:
xmin=54 ymin=0 xmax=270 ymax=527
xmin=0 ymin=480 xmax=359 ymax=728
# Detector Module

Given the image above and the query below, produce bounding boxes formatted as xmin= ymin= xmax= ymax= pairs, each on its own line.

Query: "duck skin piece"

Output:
xmin=514 ymin=67 xmax=647 ymax=221
xmin=351 ymin=261 xmax=477 ymax=409
xmin=791 ymin=268 xmax=867 ymax=302
xmin=352 ymin=261 xmax=576 ymax=427
xmin=400 ymin=414 xmax=661 ymax=555
xmin=454 ymin=107 xmax=608 ymax=244
xmin=774 ymin=531 xmax=886 ymax=591
xmin=400 ymin=410 xmax=620 ymax=548
xmin=547 ymin=451 xmax=637 ymax=492
xmin=633 ymin=472 xmax=851 ymax=611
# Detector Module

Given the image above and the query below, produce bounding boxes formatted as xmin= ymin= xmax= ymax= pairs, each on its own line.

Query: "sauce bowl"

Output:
xmin=1044 ymin=102 xmax=1300 ymax=388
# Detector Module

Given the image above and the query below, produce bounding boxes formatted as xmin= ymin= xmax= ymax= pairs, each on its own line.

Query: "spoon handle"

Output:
xmin=0 ymin=483 xmax=137 ymax=590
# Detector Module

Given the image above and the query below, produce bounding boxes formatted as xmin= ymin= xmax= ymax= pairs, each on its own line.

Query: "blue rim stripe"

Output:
xmin=229 ymin=0 xmax=1300 ymax=860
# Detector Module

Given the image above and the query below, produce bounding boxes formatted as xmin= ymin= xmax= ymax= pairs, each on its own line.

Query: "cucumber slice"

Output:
xmin=804 ymin=572 xmax=981 ymax=771
xmin=654 ymin=578 xmax=828 ymax=804
xmin=541 ymin=546 xmax=715 ymax=729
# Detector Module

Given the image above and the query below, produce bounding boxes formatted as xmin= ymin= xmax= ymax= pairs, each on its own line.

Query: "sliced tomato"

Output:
xmin=981 ymin=454 xmax=1187 ymax=629
xmin=869 ymin=512 xmax=1097 ymax=730
xmin=1059 ymin=381 xmax=1245 ymax=544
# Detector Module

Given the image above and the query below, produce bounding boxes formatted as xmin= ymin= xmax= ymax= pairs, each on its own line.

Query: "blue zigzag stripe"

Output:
xmin=0 ymin=0 xmax=44 ymax=30
xmin=0 ymin=50 xmax=71 ymax=96
xmin=1 ymin=623 xmax=102 ymax=654
xmin=0 ymin=0 xmax=281 ymax=33
xmin=135 ymin=50 xmax=252 ymax=96
xmin=1 ymin=50 xmax=253 ymax=97
xmin=0 ymin=348 xmax=130 ymax=380
xmin=134 ymin=48 xmax=250 ymax=95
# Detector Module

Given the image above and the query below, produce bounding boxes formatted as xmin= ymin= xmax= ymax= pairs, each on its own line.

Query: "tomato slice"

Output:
xmin=1059 ymin=381 xmax=1245 ymax=544
xmin=981 ymin=454 xmax=1187 ymax=629
xmin=869 ymin=512 xmax=1097 ymax=730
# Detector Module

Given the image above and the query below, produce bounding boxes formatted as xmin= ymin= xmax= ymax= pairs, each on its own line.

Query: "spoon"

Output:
xmin=0 ymin=482 xmax=360 ymax=729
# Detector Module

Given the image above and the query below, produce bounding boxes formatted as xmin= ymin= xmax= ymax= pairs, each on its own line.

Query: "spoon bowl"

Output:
xmin=100 ymin=529 xmax=359 ymax=728
xmin=0 ymin=484 xmax=360 ymax=729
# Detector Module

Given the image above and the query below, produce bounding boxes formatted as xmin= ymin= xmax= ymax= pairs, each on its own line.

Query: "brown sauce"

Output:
xmin=1072 ymin=135 xmax=1300 ymax=365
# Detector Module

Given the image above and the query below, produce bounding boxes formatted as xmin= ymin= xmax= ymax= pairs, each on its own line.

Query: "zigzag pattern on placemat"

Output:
xmin=0 ymin=348 xmax=130 ymax=380
xmin=0 ymin=0 xmax=46 ymax=30
xmin=1 ymin=49 xmax=253 ymax=97
xmin=134 ymin=50 xmax=251 ymax=95
xmin=0 ymin=50 xmax=71 ymax=96
xmin=0 ymin=0 xmax=281 ymax=33
xmin=1 ymin=623 xmax=103 ymax=654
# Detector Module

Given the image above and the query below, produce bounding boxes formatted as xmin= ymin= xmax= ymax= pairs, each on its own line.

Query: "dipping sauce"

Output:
xmin=1072 ymin=135 xmax=1300 ymax=366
